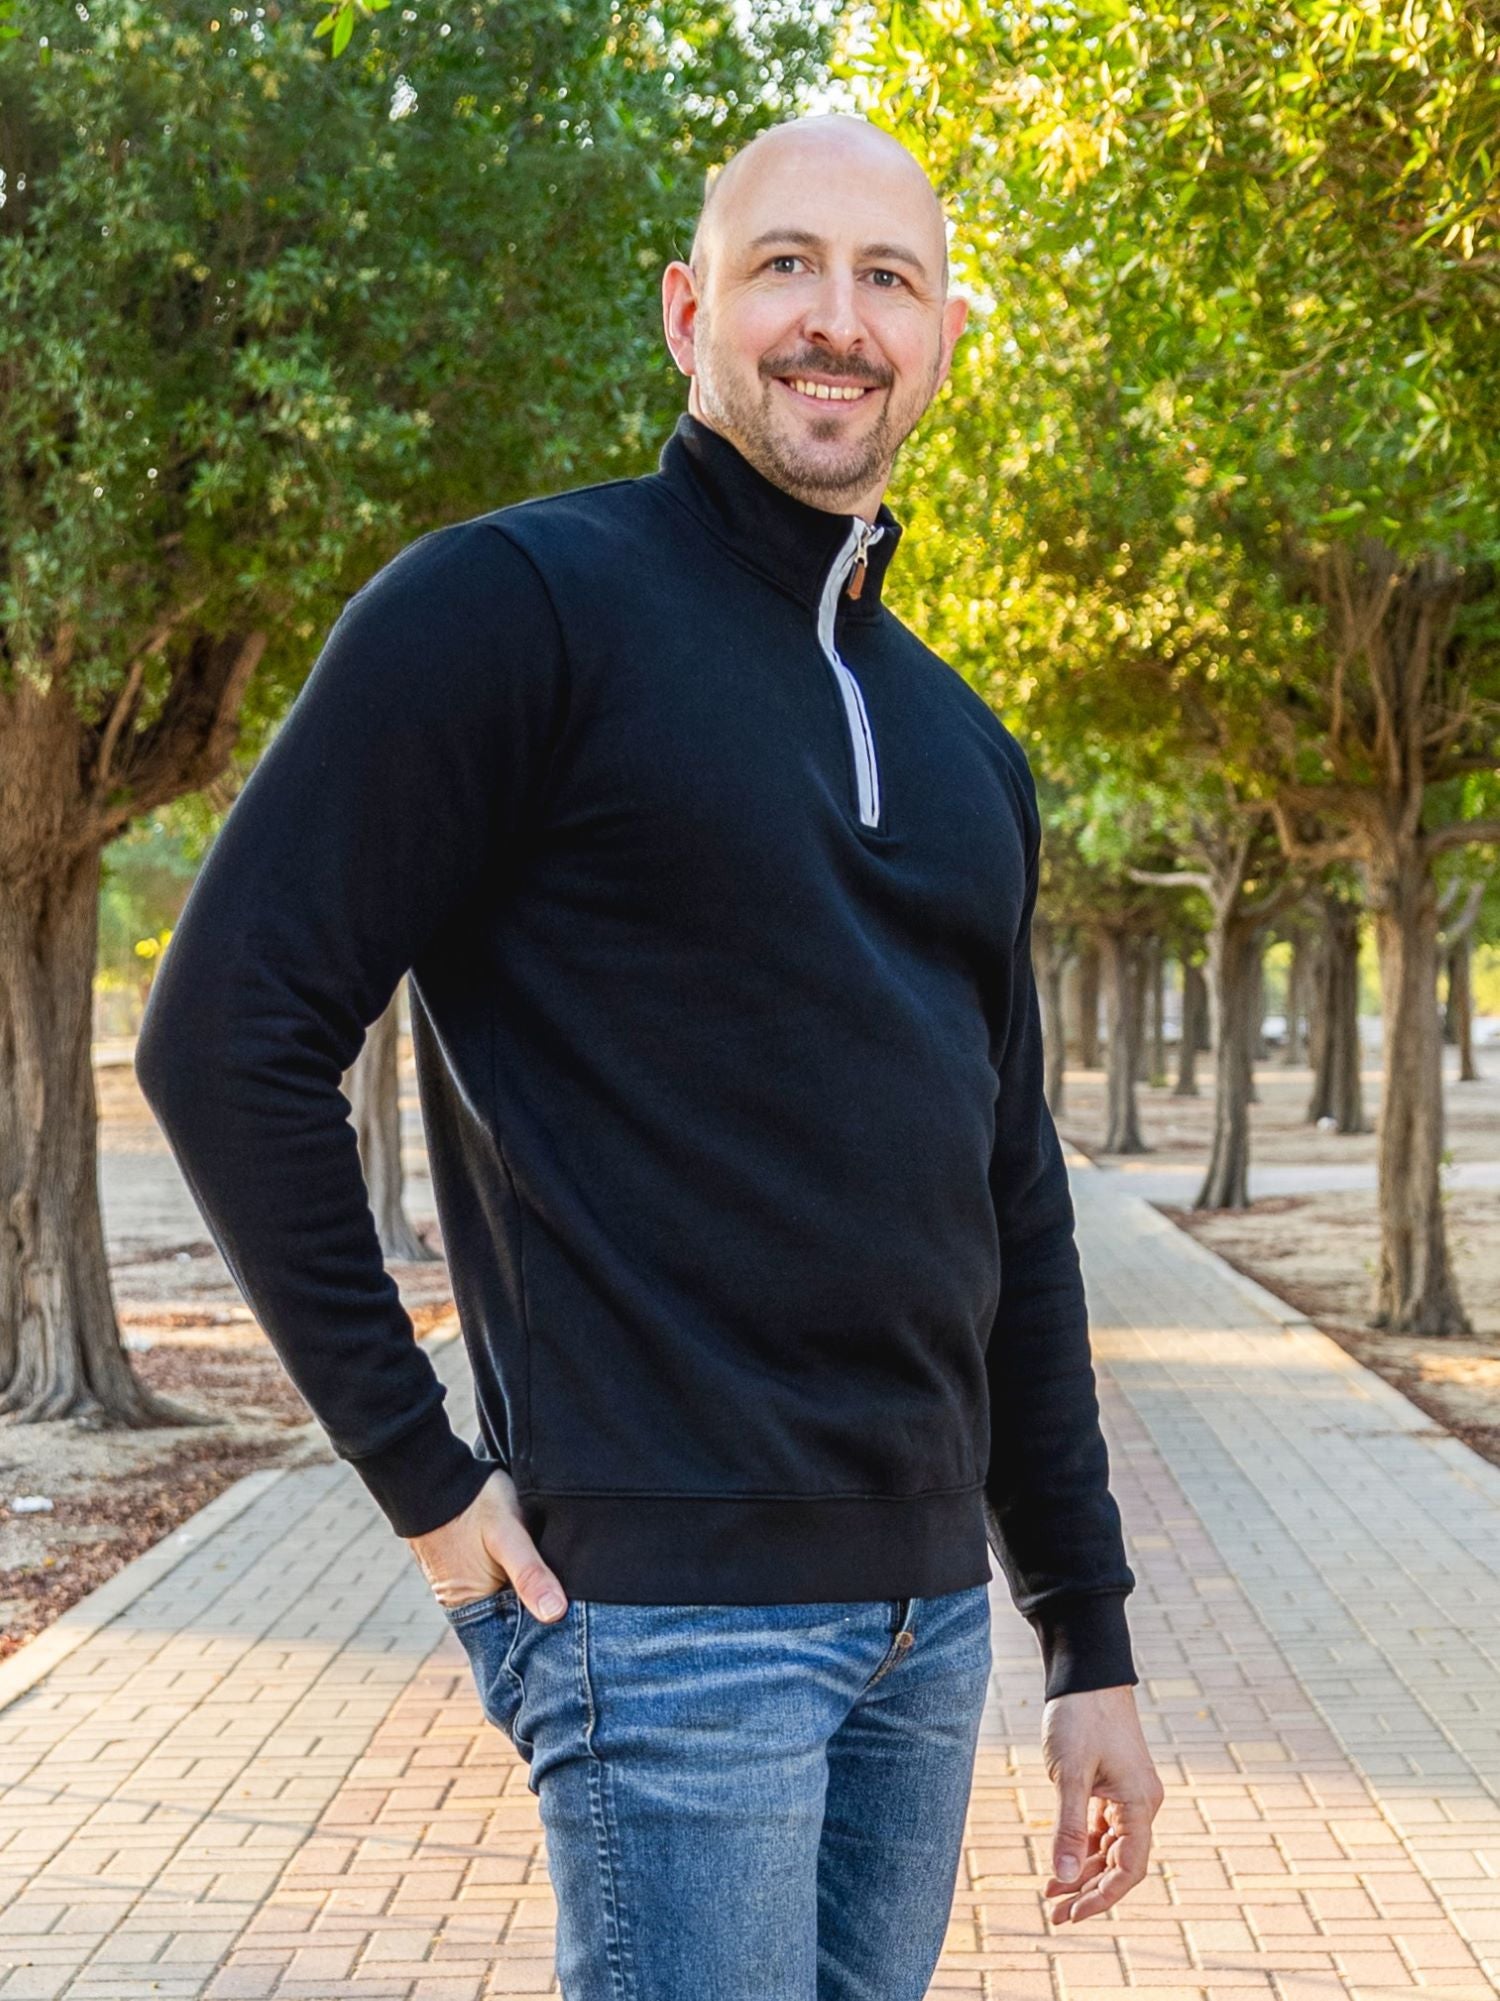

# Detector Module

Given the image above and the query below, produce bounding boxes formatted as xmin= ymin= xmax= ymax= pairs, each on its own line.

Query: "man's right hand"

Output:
xmin=404 ymin=1467 xmax=569 ymax=1622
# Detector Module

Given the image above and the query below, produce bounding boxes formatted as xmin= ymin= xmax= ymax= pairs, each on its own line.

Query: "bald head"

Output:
xmin=689 ymin=115 xmax=950 ymax=295
xmin=660 ymin=111 xmax=967 ymax=515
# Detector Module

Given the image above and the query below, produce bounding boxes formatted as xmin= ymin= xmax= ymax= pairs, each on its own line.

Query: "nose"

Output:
xmin=799 ymin=265 xmax=866 ymax=355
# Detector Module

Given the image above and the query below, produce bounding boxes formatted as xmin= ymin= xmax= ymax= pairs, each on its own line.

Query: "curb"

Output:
xmin=0 ymin=1465 xmax=287 ymax=1715
xmin=0 ymin=1319 xmax=464 ymax=1716
xmin=1080 ymin=1172 xmax=1500 ymax=1482
xmin=1062 ymin=1136 xmax=1316 ymax=1331
xmin=1116 ymin=1188 xmax=1319 ymax=1332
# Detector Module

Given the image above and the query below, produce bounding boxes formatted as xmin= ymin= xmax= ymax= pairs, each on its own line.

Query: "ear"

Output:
xmin=933 ymin=291 xmax=970 ymax=393
xmin=662 ymin=260 xmax=702 ymax=380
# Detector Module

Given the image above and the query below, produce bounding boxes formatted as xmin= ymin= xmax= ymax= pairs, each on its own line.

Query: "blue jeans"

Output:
xmin=444 ymin=1582 xmax=993 ymax=2000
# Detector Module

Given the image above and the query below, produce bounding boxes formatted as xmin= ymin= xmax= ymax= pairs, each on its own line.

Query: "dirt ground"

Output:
xmin=1057 ymin=1055 xmax=1500 ymax=1479
xmin=1054 ymin=1047 xmax=1500 ymax=1167
xmin=0 ymin=1050 xmax=457 ymax=1663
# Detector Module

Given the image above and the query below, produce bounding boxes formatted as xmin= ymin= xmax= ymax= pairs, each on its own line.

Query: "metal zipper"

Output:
xmin=815 ymin=517 xmax=884 ymax=829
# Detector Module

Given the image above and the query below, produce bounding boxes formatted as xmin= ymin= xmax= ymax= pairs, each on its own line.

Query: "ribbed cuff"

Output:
xmin=346 ymin=1402 xmax=496 ymax=1538
xmin=1031 ymin=1590 xmax=1138 ymax=1699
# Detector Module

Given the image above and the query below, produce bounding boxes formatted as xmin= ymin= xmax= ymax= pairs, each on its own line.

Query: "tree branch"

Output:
xmin=1269 ymin=795 xmax=1368 ymax=870
xmin=87 ymin=593 xmax=214 ymax=789
xmin=1126 ymin=867 xmax=1215 ymax=894
xmin=1438 ymin=880 xmax=1485 ymax=952
xmin=87 ymin=630 xmax=267 ymax=845
xmin=1426 ymin=818 xmax=1500 ymax=855
xmin=1244 ymin=875 xmax=1309 ymax=927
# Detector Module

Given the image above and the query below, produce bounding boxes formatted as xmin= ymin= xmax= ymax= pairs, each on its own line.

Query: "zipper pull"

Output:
xmin=845 ymin=519 xmax=875 ymax=601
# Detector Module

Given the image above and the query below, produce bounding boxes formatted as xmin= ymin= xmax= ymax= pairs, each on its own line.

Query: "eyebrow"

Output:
xmin=744 ymin=227 xmax=931 ymax=283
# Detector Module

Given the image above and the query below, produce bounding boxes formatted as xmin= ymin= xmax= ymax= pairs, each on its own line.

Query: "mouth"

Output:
xmin=772 ymin=374 xmax=884 ymax=409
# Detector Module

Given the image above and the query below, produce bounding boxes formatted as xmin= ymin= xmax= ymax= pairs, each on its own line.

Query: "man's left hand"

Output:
xmin=1041 ymin=1683 xmax=1164 ymax=1923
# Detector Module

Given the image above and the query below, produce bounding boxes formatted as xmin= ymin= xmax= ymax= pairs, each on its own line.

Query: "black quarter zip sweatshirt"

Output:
xmin=135 ymin=412 xmax=1138 ymax=1700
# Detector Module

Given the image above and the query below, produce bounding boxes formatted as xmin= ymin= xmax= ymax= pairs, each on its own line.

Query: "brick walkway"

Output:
xmin=2 ymin=1169 xmax=1498 ymax=1999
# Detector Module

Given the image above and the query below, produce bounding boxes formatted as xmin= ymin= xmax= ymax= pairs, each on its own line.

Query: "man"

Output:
xmin=136 ymin=113 xmax=1163 ymax=1999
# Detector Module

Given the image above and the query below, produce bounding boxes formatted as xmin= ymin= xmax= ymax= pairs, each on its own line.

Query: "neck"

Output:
xmin=655 ymin=411 xmax=905 ymax=619
xmin=686 ymin=395 xmax=888 ymax=524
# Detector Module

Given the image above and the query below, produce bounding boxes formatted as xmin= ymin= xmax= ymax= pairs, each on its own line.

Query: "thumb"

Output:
xmin=1051 ymin=1766 xmax=1093 ymax=1884
xmin=490 ymin=1529 xmax=569 ymax=1624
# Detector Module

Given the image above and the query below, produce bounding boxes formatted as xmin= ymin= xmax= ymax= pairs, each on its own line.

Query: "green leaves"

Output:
xmin=3 ymin=0 xmax=833 ymax=733
xmin=312 ymin=0 xmax=391 ymax=61
xmin=848 ymin=0 xmax=1500 ymax=879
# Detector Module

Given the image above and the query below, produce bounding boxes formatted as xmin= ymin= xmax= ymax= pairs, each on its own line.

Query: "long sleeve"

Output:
xmin=983 ymin=757 xmax=1138 ymax=1700
xmin=134 ymin=520 xmax=570 ymax=1538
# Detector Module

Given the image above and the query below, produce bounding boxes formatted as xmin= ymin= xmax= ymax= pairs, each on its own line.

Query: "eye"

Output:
xmin=868 ymin=268 xmax=907 ymax=289
xmin=767 ymin=254 xmax=803 ymax=274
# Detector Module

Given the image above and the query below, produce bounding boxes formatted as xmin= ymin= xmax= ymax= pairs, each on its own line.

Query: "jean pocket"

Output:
xmin=444 ymin=1586 xmax=524 ymax=1738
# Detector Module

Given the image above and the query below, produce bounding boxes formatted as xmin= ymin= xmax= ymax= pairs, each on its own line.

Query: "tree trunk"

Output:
xmin=1099 ymin=928 xmax=1148 ymax=1154
xmin=1306 ymin=896 xmax=1367 ymax=1132
xmin=344 ymin=983 xmax=436 ymax=1264
xmin=1032 ymin=923 xmax=1068 ymax=1119
xmin=1 ymin=616 xmax=261 ymax=1424
xmin=1447 ymin=936 xmax=1481 ymax=1084
xmin=1174 ymin=960 xmax=1204 ymax=1097
xmin=1251 ymin=949 xmax=1266 ymax=1059
xmin=1061 ymin=953 xmax=1082 ymax=1067
xmin=1195 ymin=914 xmax=1259 ymax=1211
xmin=1370 ymin=849 xmax=1469 ymax=1335
xmin=1076 ymin=940 xmax=1101 ymax=1068
xmin=1280 ymin=932 xmax=1308 ymax=1066
xmin=0 ymin=849 xmax=189 ymax=1424
xmin=1305 ymin=925 xmax=1327 ymax=1091
xmin=1195 ymin=976 xmax=1213 ymax=1052
xmin=1132 ymin=935 xmax=1155 ymax=1083
xmin=1149 ymin=938 xmax=1167 ymax=1083
xmin=1285 ymin=544 xmax=1475 ymax=1332
xmin=1204 ymin=948 xmax=1221 ymax=1059
xmin=1246 ymin=940 xmax=1264 ymax=1102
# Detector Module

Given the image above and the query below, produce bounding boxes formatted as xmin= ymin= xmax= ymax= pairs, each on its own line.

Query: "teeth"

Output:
xmin=789 ymin=379 xmax=867 ymax=401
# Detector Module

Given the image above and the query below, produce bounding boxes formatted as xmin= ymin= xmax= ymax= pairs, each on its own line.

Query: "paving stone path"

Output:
xmin=1 ymin=1165 xmax=1498 ymax=1999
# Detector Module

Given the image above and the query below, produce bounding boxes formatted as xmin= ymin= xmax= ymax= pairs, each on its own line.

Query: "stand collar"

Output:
xmin=652 ymin=411 xmax=904 ymax=620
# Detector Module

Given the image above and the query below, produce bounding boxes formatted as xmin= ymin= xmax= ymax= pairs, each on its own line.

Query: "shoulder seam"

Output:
xmin=487 ymin=471 xmax=648 ymax=521
xmin=476 ymin=521 xmax=577 ymax=818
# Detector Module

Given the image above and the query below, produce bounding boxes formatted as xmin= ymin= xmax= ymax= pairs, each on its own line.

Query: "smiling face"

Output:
xmin=661 ymin=117 xmax=968 ymax=519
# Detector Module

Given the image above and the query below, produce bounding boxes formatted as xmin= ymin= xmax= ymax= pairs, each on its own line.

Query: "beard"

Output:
xmin=693 ymin=322 xmax=939 ymax=508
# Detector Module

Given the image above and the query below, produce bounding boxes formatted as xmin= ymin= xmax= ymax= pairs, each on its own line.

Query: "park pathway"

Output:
xmin=1 ymin=1165 xmax=1499 ymax=1999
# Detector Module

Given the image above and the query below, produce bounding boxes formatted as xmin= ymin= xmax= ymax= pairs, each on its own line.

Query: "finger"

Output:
xmin=1046 ymin=1852 xmax=1110 ymax=1916
xmin=1055 ymin=1803 xmax=1153 ymax=1921
xmin=503 ymin=1547 xmax=569 ymax=1622
xmin=1050 ymin=1763 xmax=1095 ymax=1888
xmin=1056 ymin=1860 xmax=1129 ymax=1922
xmin=1044 ymin=1832 xmax=1109 ymax=1897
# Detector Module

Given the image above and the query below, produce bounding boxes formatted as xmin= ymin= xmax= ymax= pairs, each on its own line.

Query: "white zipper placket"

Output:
xmin=815 ymin=516 xmax=884 ymax=830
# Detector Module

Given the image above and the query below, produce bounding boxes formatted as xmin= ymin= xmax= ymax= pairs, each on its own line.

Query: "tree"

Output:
xmin=1440 ymin=873 xmax=1492 ymax=1083
xmin=0 ymin=0 xmax=832 ymax=1421
xmin=853 ymin=0 xmax=1500 ymax=1333
xmin=1031 ymin=909 xmax=1069 ymax=1119
xmin=1174 ymin=956 xmax=1207 ymax=1099
xmin=1266 ymin=561 xmax=1499 ymax=1333
xmin=1041 ymin=784 xmax=1180 ymax=1159
xmin=1305 ymin=881 xmax=1368 ymax=1133
xmin=1132 ymin=806 xmax=1303 ymax=1210
xmin=1096 ymin=915 xmax=1150 ymax=1154
xmin=1278 ymin=908 xmax=1317 ymax=1069
xmin=344 ymin=981 xmax=433 ymax=1264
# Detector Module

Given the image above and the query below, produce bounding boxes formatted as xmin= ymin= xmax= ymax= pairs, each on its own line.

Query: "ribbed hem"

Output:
xmin=347 ymin=1404 xmax=495 ymax=1538
xmin=516 ymin=1485 xmax=994 ymax=1602
xmin=1032 ymin=1590 xmax=1138 ymax=1699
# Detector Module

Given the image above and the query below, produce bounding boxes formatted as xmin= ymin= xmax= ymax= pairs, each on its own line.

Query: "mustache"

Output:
xmin=761 ymin=355 xmax=891 ymax=389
